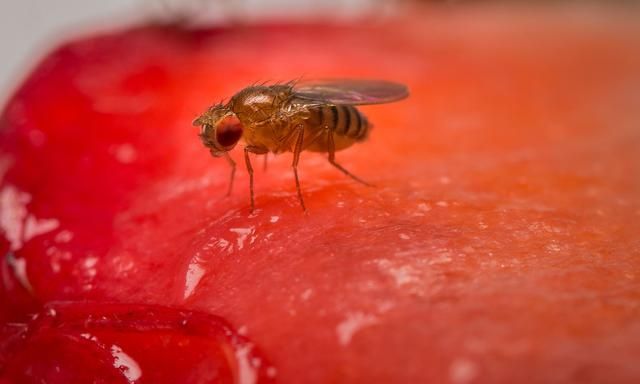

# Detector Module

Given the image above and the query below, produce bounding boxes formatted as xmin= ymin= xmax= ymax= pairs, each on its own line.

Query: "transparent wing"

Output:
xmin=292 ymin=79 xmax=409 ymax=106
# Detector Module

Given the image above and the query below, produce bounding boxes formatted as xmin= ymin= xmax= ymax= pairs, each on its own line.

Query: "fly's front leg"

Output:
xmin=244 ymin=146 xmax=268 ymax=212
xmin=291 ymin=125 xmax=307 ymax=212
xmin=327 ymin=129 xmax=372 ymax=186
xmin=222 ymin=151 xmax=236 ymax=196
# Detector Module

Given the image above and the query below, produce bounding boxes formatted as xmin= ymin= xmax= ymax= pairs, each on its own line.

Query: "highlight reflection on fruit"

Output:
xmin=1 ymin=4 xmax=639 ymax=383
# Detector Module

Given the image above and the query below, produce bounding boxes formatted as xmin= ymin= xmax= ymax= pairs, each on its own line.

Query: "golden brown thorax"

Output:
xmin=228 ymin=85 xmax=298 ymax=153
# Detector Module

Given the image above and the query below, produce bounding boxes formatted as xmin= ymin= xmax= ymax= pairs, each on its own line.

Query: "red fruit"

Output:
xmin=1 ymin=5 xmax=640 ymax=383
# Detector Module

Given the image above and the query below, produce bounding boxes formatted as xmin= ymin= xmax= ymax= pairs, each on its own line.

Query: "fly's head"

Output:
xmin=193 ymin=103 xmax=244 ymax=157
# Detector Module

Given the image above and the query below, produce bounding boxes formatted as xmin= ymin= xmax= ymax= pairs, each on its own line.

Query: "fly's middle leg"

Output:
xmin=291 ymin=125 xmax=307 ymax=212
xmin=244 ymin=146 xmax=268 ymax=212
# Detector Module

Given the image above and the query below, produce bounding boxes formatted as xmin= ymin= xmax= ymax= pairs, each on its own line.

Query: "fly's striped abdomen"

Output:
xmin=314 ymin=105 xmax=370 ymax=141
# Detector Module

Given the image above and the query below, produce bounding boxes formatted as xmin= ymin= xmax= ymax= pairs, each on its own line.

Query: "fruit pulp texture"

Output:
xmin=1 ymin=6 xmax=640 ymax=384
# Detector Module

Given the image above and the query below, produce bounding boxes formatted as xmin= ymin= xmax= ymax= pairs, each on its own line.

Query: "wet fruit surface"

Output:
xmin=1 ymin=5 xmax=640 ymax=383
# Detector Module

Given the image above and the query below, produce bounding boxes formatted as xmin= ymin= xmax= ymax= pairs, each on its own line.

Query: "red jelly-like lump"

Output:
xmin=1 ymin=303 xmax=275 ymax=383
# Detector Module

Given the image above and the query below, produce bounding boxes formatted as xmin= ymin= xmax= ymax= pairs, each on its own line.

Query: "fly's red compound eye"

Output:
xmin=215 ymin=115 xmax=243 ymax=149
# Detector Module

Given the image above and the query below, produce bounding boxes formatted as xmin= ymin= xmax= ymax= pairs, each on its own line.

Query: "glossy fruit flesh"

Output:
xmin=1 ymin=5 xmax=639 ymax=383
xmin=1 ymin=303 xmax=274 ymax=383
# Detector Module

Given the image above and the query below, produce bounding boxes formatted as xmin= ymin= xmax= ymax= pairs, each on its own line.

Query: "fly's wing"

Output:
xmin=292 ymin=79 xmax=409 ymax=106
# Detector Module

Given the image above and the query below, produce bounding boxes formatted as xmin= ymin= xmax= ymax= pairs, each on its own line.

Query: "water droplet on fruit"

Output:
xmin=449 ymin=357 xmax=479 ymax=384
xmin=0 ymin=185 xmax=31 ymax=251
xmin=336 ymin=312 xmax=379 ymax=347
xmin=0 ymin=184 xmax=61 ymax=252
xmin=184 ymin=253 xmax=206 ymax=299
xmin=3 ymin=252 xmax=33 ymax=293
xmin=55 ymin=230 xmax=74 ymax=243
xmin=235 ymin=343 xmax=260 ymax=384
xmin=230 ymin=227 xmax=255 ymax=250
xmin=300 ymin=288 xmax=313 ymax=301
xmin=111 ymin=344 xmax=142 ymax=382
xmin=266 ymin=367 xmax=277 ymax=378
xmin=110 ymin=143 xmax=138 ymax=164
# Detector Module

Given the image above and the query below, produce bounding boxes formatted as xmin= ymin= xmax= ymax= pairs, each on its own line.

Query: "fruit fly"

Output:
xmin=193 ymin=79 xmax=409 ymax=212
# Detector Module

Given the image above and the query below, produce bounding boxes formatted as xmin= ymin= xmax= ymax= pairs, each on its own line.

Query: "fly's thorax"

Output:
xmin=229 ymin=85 xmax=293 ymax=125
xmin=229 ymin=85 xmax=305 ymax=152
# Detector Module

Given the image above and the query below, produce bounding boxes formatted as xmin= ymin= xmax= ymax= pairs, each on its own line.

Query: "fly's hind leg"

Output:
xmin=244 ymin=146 xmax=268 ymax=212
xmin=292 ymin=125 xmax=307 ymax=212
xmin=327 ymin=129 xmax=372 ymax=187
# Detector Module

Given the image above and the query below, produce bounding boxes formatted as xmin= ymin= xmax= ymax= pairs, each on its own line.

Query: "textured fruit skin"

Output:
xmin=1 ymin=5 xmax=640 ymax=383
